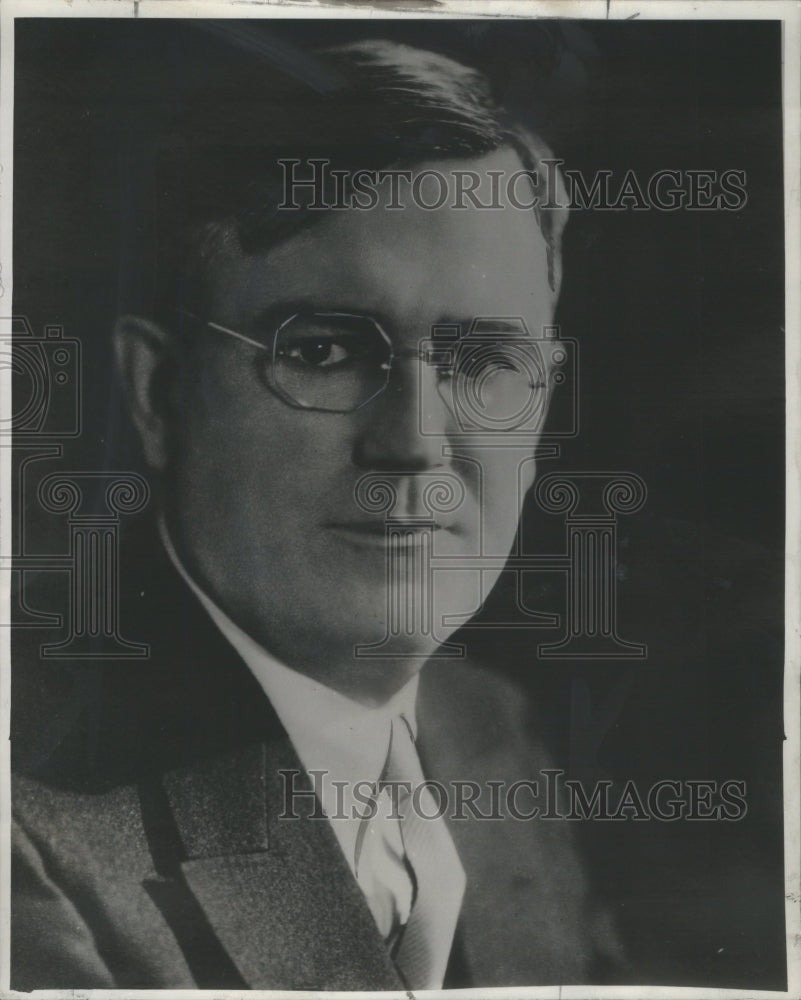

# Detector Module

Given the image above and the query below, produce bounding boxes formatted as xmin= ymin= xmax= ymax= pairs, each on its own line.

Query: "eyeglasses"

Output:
xmin=180 ymin=309 xmax=548 ymax=429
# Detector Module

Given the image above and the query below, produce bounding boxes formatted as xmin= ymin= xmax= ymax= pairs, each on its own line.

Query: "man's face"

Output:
xmin=162 ymin=148 xmax=555 ymax=687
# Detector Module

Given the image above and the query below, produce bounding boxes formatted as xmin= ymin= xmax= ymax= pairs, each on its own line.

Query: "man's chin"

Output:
xmin=326 ymin=589 xmax=478 ymax=658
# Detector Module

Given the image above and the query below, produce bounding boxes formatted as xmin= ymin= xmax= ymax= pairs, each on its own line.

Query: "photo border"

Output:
xmin=0 ymin=2 xmax=797 ymax=998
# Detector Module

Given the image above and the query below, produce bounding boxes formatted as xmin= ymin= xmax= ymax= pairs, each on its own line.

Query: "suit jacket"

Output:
xmin=11 ymin=517 xmax=623 ymax=990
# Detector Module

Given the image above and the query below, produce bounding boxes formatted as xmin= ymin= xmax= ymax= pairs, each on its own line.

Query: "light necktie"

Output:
xmin=381 ymin=715 xmax=466 ymax=990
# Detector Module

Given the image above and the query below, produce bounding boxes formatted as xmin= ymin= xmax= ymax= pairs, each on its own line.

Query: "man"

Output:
xmin=11 ymin=38 xmax=624 ymax=989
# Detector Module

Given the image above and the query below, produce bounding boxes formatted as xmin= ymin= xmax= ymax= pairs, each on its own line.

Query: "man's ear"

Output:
xmin=112 ymin=314 xmax=178 ymax=472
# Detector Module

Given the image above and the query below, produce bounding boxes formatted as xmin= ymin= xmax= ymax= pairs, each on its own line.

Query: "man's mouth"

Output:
xmin=323 ymin=520 xmax=454 ymax=548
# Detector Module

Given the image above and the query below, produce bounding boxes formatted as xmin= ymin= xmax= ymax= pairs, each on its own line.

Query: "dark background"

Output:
xmin=12 ymin=17 xmax=786 ymax=989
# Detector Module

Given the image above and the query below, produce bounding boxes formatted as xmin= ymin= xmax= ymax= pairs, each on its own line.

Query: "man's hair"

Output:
xmin=123 ymin=37 xmax=567 ymax=328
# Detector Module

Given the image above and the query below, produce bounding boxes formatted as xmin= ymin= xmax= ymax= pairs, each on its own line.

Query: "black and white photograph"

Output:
xmin=1 ymin=2 xmax=798 ymax=995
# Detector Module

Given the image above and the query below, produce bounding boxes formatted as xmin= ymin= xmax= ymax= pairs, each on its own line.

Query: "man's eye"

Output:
xmin=283 ymin=338 xmax=351 ymax=368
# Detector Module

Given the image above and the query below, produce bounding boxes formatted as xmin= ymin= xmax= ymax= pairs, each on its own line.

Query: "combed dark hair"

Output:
xmin=126 ymin=38 xmax=567 ymax=328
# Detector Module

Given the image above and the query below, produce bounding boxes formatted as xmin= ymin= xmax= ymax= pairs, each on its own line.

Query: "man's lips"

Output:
xmin=323 ymin=520 xmax=457 ymax=547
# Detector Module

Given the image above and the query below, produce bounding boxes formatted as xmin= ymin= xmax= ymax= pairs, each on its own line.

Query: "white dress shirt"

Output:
xmin=159 ymin=522 xmax=416 ymax=941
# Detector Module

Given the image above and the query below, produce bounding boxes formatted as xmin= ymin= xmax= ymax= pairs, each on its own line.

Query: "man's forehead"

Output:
xmin=206 ymin=147 xmax=554 ymax=329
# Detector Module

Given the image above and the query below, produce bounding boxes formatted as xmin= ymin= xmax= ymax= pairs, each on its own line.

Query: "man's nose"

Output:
xmin=352 ymin=357 xmax=451 ymax=471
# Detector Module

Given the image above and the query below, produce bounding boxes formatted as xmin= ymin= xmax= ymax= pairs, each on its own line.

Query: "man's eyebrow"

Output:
xmin=247 ymin=300 xmax=349 ymax=329
xmin=248 ymin=300 xmax=403 ymax=332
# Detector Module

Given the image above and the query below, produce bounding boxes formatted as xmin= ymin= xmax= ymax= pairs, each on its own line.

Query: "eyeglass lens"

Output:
xmin=270 ymin=313 xmax=547 ymax=426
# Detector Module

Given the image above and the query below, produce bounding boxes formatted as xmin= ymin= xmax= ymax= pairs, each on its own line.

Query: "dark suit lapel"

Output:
xmin=156 ymin=721 xmax=402 ymax=990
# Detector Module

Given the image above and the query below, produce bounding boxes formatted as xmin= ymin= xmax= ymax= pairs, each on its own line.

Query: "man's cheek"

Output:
xmin=483 ymin=451 xmax=535 ymax=511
